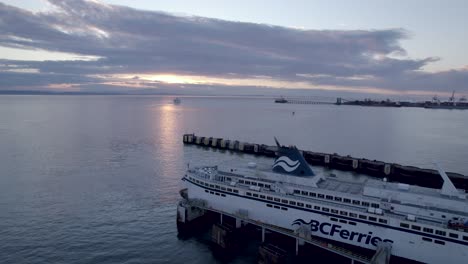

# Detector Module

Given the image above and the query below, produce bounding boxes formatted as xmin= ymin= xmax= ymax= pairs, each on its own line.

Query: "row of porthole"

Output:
xmin=266 ymin=203 xmax=288 ymax=211
xmin=237 ymin=179 xmax=272 ymax=189
xmin=293 ymin=189 xmax=379 ymax=209
xmin=205 ymin=189 xmax=226 ymax=197
xmin=400 ymin=222 xmax=468 ymax=241
xmin=422 ymin=236 xmax=446 ymax=245
xmin=192 ymin=177 xmax=239 ymax=194
xmin=245 ymin=191 xmax=388 ymax=225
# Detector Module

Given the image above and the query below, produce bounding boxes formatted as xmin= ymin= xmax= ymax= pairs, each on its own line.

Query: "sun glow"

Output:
xmin=101 ymin=73 xmax=461 ymax=97
xmin=142 ymin=74 xmax=205 ymax=84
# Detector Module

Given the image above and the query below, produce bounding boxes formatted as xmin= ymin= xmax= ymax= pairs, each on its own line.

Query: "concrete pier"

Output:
xmin=180 ymin=201 xmax=374 ymax=263
xmin=183 ymin=134 xmax=468 ymax=191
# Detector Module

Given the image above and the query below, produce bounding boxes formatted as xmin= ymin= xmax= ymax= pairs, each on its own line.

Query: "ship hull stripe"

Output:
xmin=185 ymin=178 xmax=468 ymax=246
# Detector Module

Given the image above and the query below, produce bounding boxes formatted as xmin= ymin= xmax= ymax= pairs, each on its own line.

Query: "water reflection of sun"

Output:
xmin=159 ymin=104 xmax=177 ymax=140
xmin=152 ymin=103 xmax=183 ymax=182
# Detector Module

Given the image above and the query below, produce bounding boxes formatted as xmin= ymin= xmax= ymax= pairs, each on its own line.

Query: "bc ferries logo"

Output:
xmin=273 ymin=156 xmax=300 ymax=172
xmin=292 ymin=219 xmax=393 ymax=247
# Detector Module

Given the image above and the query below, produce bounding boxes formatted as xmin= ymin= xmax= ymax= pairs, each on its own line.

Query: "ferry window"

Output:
xmin=310 ymin=193 xmax=317 ymax=197
xmin=331 ymin=209 xmax=338 ymax=214
xmin=422 ymin=237 xmax=432 ymax=242
xmin=352 ymin=200 xmax=360 ymax=205
xmin=245 ymin=181 xmax=251 ymax=185
xmin=434 ymin=240 xmax=445 ymax=245
xmin=210 ymin=184 xmax=214 ymax=188
xmin=349 ymin=222 xmax=357 ymax=226
xmin=289 ymin=201 xmax=296 ymax=206
xmin=306 ymin=204 xmax=312 ymax=208
xmin=379 ymin=219 xmax=387 ymax=224
xmin=334 ymin=197 xmax=342 ymax=202
xmin=294 ymin=189 xmax=300 ymax=194
xmin=343 ymin=198 xmax=351 ymax=203
xmin=281 ymin=199 xmax=288 ymax=204
xmin=215 ymin=193 xmax=220 ymax=196
xmin=260 ymin=195 xmax=265 ymax=199
xmin=318 ymin=194 xmax=324 ymax=198
xmin=266 ymin=204 xmax=273 ymax=207
xmin=297 ymin=202 xmax=304 ymax=207
xmin=449 ymin=233 xmax=459 ymax=239
xmin=281 ymin=207 xmax=288 ymax=211
xmin=226 ymin=177 xmax=231 ymax=181
xmin=258 ymin=183 xmax=264 ymax=187
xmin=463 ymin=236 xmax=468 ymax=241
xmin=227 ymin=188 xmax=232 ymax=192
xmin=252 ymin=182 xmax=257 ymax=186
xmin=400 ymin=223 xmax=409 ymax=228
xmin=215 ymin=185 xmax=220 ymax=189
xmin=301 ymin=191 xmax=308 ymax=195
xmin=361 ymin=202 xmax=370 ymax=207
xmin=369 ymin=217 xmax=377 ymax=222
xmin=435 ymin=230 xmax=446 ymax=236
xmin=330 ymin=218 xmax=338 ymax=222
xmin=371 ymin=203 xmax=379 ymax=208
xmin=274 ymin=205 xmax=280 ymax=209
xmin=411 ymin=225 xmax=421 ymax=231
xmin=210 ymin=191 xmax=214 ymax=194
xmin=205 ymin=190 xmax=209 ymax=193
xmin=322 ymin=208 xmax=330 ymax=212
xmin=326 ymin=195 xmax=333 ymax=200
xmin=234 ymin=190 xmax=239 ymax=193
xmin=253 ymin=194 xmax=259 ymax=198
xmin=423 ymin=228 xmax=433 ymax=234
xmin=441 ymin=215 xmax=446 ymax=219
xmin=246 ymin=192 xmax=252 ymax=196
xmin=349 ymin=213 xmax=357 ymax=218
xmin=239 ymin=180 xmax=244 ymax=184
xmin=221 ymin=194 xmax=226 ymax=197
xmin=221 ymin=187 xmax=226 ymax=191
xmin=314 ymin=206 xmax=320 ymax=210
xmin=267 ymin=196 xmax=273 ymax=201
xmin=339 ymin=219 xmax=347 ymax=224
xmin=359 ymin=215 xmax=367 ymax=220
xmin=274 ymin=198 xmax=280 ymax=202
xmin=265 ymin=185 xmax=271 ymax=189
xmin=340 ymin=211 xmax=347 ymax=216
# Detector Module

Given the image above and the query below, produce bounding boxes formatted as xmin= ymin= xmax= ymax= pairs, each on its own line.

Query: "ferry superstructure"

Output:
xmin=181 ymin=139 xmax=468 ymax=263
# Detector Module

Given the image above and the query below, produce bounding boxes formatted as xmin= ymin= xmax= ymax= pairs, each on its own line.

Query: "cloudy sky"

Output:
xmin=1 ymin=0 xmax=467 ymax=98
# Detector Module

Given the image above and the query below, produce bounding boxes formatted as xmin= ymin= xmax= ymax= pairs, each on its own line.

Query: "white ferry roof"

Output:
xmin=216 ymin=159 xmax=468 ymax=216
xmin=364 ymin=179 xmax=468 ymax=214
xmin=219 ymin=162 xmax=369 ymax=197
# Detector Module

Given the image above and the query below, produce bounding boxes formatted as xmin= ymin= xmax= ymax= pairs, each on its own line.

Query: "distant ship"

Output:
xmin=274 ymin=97 xmax=287 ymax=103
xmin=173 ymin=97 xmax=181 ymax=104
xmin=182 ymin=138 xmax=468 ymax=263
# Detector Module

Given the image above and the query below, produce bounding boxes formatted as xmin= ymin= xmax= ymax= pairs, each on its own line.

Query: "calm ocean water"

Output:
xmin=0 ymin=95 xmax=467 ymax=263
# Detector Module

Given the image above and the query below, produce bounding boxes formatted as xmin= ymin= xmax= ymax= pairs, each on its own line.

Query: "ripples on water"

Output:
xmin=0 ymin=95 xmax=467 ymax=263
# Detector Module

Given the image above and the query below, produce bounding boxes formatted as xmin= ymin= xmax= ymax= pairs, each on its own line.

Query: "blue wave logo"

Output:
xmin=273 ymin=156 xmax=300 ymax=172
xmin=292 ymin=219 xmax=313 ymax=226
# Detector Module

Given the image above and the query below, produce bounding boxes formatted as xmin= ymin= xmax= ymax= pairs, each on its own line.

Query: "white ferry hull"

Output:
xmin=186 ymin=180 xmax=467 ymax=264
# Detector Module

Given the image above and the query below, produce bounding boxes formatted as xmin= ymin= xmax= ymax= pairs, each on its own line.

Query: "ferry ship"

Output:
xmin=181 ymin=139 xmax=468 ymax=263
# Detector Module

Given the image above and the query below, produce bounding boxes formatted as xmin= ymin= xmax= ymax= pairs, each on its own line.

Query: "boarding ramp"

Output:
xmin=370 ymin=241 xmax=392 ymax=264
